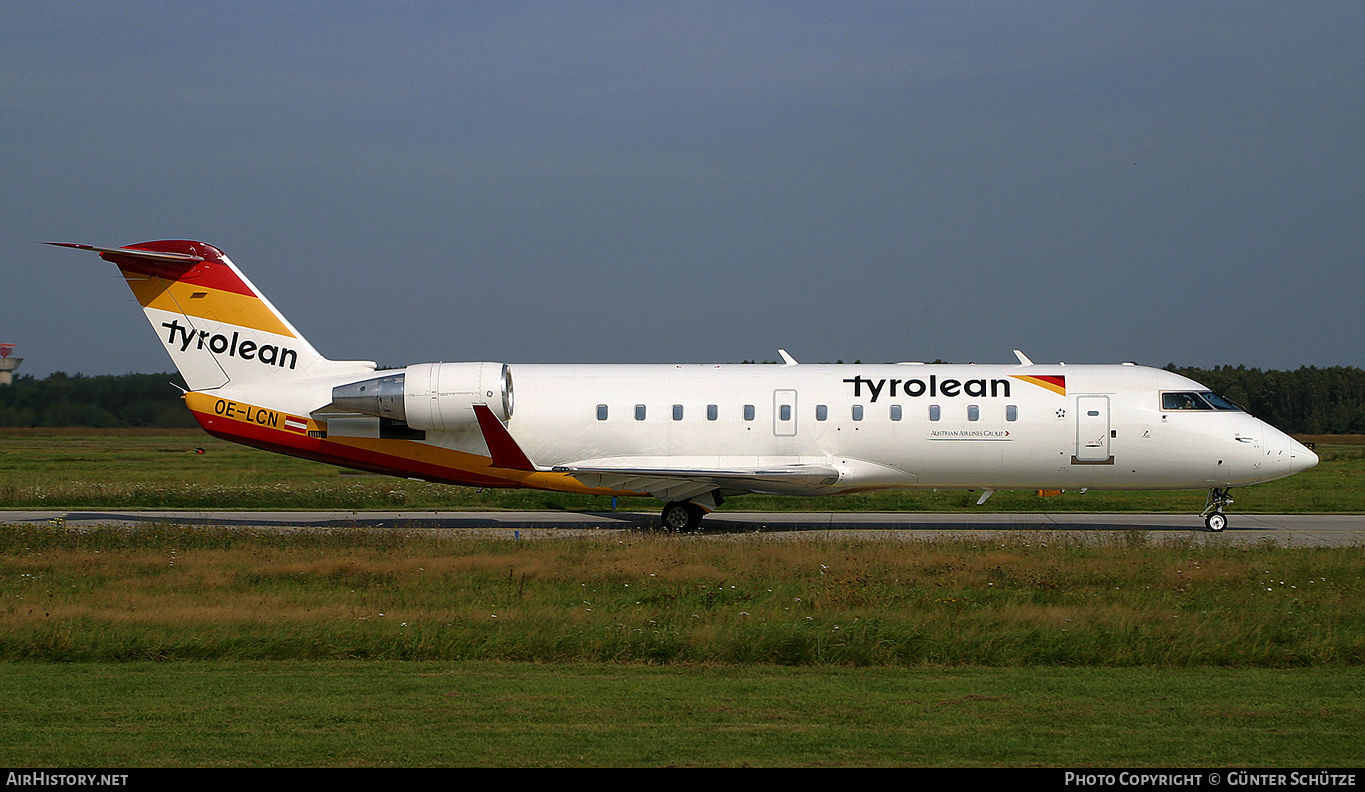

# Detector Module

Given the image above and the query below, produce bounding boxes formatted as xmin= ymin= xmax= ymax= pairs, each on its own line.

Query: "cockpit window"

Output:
xmin=1199 ymin=391 xmax=1243 ymax=411
xmin=1163 ymin=392 xmax=1211 ymax=410
xmin=1162 ymin=391 xmax=1242 ymax=411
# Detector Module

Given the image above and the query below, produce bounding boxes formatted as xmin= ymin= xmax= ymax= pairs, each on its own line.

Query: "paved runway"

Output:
xmin=3 ymin=510 xmax=1362 ymax=547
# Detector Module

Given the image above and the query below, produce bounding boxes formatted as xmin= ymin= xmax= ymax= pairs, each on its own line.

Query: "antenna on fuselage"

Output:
xmin=1013 ymin=349 xmax=1033 ymax=366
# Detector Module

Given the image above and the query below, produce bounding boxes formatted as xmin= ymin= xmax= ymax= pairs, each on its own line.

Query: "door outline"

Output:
xmin=1072 ymin=395 xmax=1114 ymax=464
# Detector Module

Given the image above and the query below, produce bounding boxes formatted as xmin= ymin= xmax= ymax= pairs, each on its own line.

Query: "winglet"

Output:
xmin=473 ymin=404 xmax=537 ymax=471
xmin=1013 ymin=349 xmax=1034 ymax=366
xmin=778 ymin=349 xmax=798 ymax=366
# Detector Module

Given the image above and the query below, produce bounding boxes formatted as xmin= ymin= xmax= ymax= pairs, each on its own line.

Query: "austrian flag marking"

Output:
xmin=283 ymin=416 xmax=309 ymax=434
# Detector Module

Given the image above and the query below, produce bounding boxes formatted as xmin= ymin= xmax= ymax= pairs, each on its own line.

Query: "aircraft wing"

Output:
xmin=471 ymin=404 xmax=839 ymax=499
xmin=550 ymin=463 xmax=842 ymax=501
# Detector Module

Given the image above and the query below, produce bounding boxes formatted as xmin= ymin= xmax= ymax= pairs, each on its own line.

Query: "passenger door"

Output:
xmin=1075 ymin=395 xmax=1112 ymax=463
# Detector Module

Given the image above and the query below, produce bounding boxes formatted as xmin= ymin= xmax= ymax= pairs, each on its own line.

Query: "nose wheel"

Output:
xmin=1201 ymin=488 xmax=1233 ymax=532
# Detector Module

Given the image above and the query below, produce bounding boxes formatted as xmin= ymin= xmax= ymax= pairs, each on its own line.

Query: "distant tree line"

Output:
xmin=0 ymin=372 xmax=195 ymax=428
xmin=1164 ymin=364 xmax=1365 ymax=435
xmin=2 ymin=367 xmax=1363 ymax=434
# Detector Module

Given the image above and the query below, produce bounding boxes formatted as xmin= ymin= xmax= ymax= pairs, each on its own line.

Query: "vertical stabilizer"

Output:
xmin=49 ymin=241 xmax=373 ymax=391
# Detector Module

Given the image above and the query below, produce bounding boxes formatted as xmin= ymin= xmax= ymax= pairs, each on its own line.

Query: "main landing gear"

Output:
xmin=659 ymin=491 xmax=724 ymax=532
xmin=660 ymin=501 xmax=706 ymax=532
xmin=1201 ymin=488 xmax=1234 ymax=532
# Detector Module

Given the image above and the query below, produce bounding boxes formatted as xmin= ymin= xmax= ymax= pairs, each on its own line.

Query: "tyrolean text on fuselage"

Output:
xmin=844 ymin=375 xmax=1010 ymax=402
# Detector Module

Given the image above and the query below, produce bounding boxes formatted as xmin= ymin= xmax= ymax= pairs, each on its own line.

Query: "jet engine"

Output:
xmin=330 ymin=362 xmax=513 ymax=431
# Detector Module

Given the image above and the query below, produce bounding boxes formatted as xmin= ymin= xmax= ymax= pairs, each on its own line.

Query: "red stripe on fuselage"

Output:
xmin=192 ymin=409 xmax=518 ymax=489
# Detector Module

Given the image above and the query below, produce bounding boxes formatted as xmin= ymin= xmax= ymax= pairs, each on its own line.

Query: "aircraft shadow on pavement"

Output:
xmin=61 ymin=511 xmax=1224 ymax=535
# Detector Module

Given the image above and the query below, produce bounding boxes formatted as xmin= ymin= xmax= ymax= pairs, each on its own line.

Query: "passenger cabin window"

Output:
xmin=929 ymin=405 xmax=941 ymax=421
xmin=852 ymin=405 xmax=864 ymax=421
xmin=816 ymin=404 xmax=828 ymax=421
xmin=968 ymin=405 xmax=980 ymax=422
xmin=743 ymin=404 xmax=755 ymax=421
xmin=634 ymin=404 xmax=646 ymax=421
xmin=707 ymin=404 xmax=718 ymax=421
xmin=890 ymin=404 xmax=902 ymax=421
xmin=779 ymin=404 xmax=792 ymax=422
xmin=673 ymin=404 xmax=684 ymax=421
xmin=596 ymin=404 xmax=608 ymax=421
xmin=1006 ymin=405 xmax=1018 ymax=422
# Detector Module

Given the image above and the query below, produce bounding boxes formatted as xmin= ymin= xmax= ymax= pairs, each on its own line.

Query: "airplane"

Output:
xmin=51 ymin=239 xmax=1319 ymax=532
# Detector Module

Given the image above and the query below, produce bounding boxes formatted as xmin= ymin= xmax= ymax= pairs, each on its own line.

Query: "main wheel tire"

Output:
xmin=661 ymin=502 xmax=703 ymax=532
xmin=1205 ymin=512 xmax=1228 ymax=532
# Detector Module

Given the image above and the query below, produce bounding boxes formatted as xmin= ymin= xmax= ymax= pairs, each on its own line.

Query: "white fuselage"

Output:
xmin=496 ymin=362 xmax=1313 ymax=493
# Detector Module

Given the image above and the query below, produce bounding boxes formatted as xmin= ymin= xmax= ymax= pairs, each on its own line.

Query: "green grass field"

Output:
xmin=2 ymin=662 xmax=1360 ymax=767
xmin=0 ymin=429 xmax=1360 ymax=767
xmin=0 ymin=524 xmax=1360 ymax=766
xmin=2 ymin=525 xmax=1361 ymax=666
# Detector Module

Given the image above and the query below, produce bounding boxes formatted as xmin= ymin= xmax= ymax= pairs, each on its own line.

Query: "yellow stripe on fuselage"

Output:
xmin=123 ymin=271 xmax=295 ymax=338
xmin=182 ymin=391 xmax=627 ymax=496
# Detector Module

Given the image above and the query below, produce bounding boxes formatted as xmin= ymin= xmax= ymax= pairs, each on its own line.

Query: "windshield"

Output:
xmin=1161 ymin=391 xmax=1242 ymax=411
xmin=1199 ymin=391 xmax=1243 ymax=411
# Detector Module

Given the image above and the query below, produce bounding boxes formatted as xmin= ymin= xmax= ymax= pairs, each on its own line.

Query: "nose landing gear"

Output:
xmin=1201 ymin=488 xmax=1234 ymax=532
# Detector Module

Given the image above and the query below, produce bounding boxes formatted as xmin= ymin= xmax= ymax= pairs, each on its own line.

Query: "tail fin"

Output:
xmin=49 ymin=241 xmax=373 ymax=391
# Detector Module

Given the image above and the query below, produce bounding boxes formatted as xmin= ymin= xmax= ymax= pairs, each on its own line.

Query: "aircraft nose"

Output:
xmin=1289 ymin=437 xmax=1319 ymax=474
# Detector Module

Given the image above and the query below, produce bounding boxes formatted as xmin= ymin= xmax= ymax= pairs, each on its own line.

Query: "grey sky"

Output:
xmin=4 ymin=2 xmax=1362 ymax=379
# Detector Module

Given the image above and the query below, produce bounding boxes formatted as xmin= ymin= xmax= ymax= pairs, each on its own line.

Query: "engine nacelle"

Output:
xmin=331 ymin=362 xmax=513 ymax=431
xmin=404 ymin=361 xmax=513 ymax=430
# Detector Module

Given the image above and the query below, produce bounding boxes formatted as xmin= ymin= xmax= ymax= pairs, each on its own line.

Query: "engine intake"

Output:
xmin=331 ymin=362 xmax=513 ymax=431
